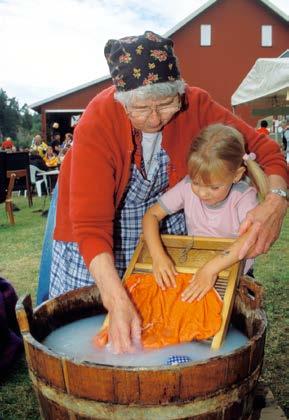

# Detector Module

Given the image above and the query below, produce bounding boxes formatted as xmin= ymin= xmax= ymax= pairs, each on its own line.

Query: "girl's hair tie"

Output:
xmin=243 ymin=152 xmax=256 ymax=163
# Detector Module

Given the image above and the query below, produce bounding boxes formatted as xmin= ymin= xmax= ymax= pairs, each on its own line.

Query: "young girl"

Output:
xmin=143 ymin=123 xmax=268 ymax=303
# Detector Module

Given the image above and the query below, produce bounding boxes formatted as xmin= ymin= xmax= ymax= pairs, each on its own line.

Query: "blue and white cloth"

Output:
xmin=37 ymin=184 xmax=58 ymax=304
xmin=49 ymin=148 xmax=186 ymax=298
xmin=165 ymin=355 xmax=192 ymax=365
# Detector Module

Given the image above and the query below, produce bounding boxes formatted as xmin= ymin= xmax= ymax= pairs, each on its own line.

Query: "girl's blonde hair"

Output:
xmin=187 ymin=124 xmax=268 ymax=199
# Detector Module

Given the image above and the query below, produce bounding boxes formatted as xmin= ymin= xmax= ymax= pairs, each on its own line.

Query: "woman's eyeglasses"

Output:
xmin=126 ymin=97 xmax=181 ymax=120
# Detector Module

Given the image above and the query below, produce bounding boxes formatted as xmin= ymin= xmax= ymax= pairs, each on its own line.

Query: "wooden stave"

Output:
xmin=17 ymin=279 xmax=266 ymax=419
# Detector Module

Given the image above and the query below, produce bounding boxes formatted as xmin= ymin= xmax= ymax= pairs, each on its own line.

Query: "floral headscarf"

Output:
xmin=104 ymin=31 xmax=181 ymax=91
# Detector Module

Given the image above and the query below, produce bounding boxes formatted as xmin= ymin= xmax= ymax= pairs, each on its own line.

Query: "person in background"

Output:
xmin=31 ymin=134 xmax=48 ymax=158
xmin=1 ymin=137 xmax=15 ymax=151
xmin=62 ymin=133 xmax=73 ymax=149
xmin=58 ymin=146 xmax=69 ymax=164
xmin=256 ymin=120 xmax=270 ymax=136
xmin=50 ymin=31 xmax=288 ymax=354
xmin=143 ymin=123 xmax=267 ymax=299
xmin=281 ymin=119 xmax=289 ymax=157
xmin=51 ymin=133 xmax=61 ymax=155
xmin=43 ymin=146 xmax=59 ymax=168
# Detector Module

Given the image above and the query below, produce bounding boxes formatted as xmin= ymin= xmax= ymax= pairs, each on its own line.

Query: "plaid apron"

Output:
xmin=113 ymin=148 xmax=186 ymax=277
xmin=49 ymin=148 xmax=186 ymax=298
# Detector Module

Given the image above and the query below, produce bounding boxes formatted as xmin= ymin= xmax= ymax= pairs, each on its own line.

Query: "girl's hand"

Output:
xmin=152 ymin=253 xmax=178 ymax=290
xmin=181 ymin=266 xmax=217 ymax=302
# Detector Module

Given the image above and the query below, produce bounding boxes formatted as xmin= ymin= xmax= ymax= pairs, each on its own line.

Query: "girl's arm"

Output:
xmin=143 ymin=203 xmax=178 ymax=289
xmin=181 ymin=225 xmax=258 ymax=302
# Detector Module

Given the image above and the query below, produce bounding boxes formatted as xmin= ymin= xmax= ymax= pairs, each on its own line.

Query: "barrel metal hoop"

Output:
xmin=30 ymin=366 xmax=261 ymax=419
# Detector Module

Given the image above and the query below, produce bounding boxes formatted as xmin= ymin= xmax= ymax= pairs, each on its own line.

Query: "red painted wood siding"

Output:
xmin=40 ymin=78 xmax=112 ymax=111
xmin=171 ymin=0 xmax=288 ymax=122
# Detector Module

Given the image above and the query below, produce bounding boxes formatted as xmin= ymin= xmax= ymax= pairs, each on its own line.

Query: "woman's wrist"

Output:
xmin=265 ymin=192 xmax=288 ymax=213
xmin=89 ymin=252 xmax=127 ymax=310
xmin=102 ymin=282 xmax=129 ymax=312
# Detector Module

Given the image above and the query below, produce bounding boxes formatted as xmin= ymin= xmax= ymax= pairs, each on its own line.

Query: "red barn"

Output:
xmin=31 ymin=0 xmax=289 ymax=140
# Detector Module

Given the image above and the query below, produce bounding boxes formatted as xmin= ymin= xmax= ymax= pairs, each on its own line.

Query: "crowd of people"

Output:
xmin=0 ymin=130 xmax=73 ymax=170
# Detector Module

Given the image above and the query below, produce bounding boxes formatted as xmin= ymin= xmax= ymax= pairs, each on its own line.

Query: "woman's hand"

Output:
xmin=152 ymin=253 xmax=178 ymax=290
xmin=181 ymin=265 xmax=217 ymax=302
xmin=90 ymin=252 xmax=141 ymax=354
xmin=108 ymin=294 xmax=142 ymax=354
xmin=238 ymin=193 xmax=287 ymax=259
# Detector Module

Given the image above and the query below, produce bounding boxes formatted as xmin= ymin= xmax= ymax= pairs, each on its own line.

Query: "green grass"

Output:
xmin=0 ymin=196 xmax=47 ymax=302
xmin=254 ymin=214 xmax=289 ymax=416
xmin=0 ymin=196 xmax=288 ymax=418
xmin=0 ymin=196 xmax=46 ymax=420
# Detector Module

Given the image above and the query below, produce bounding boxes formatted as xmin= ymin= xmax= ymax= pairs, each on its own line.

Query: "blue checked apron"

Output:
xmin=49 ymin=148 xmax=186 ymax=298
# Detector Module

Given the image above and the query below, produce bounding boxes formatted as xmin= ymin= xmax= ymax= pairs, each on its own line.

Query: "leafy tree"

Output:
xmin=31 ymin=112 xmax=41 ymax=134
xmin=0 ymin=89 xmax=20 ymax=140
xmin=0 ymin=89 xmax=41 ymax=148
xmin=21 ymin=104 xmax=33 ymax=132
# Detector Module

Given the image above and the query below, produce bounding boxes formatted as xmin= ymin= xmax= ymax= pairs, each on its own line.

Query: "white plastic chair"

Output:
xmin=29 ymin=165 xmax=48 ymax=197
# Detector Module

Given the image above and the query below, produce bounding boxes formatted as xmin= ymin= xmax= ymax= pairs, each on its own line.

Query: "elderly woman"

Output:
xmin=50 ymin=31 xmax=288 ymax=353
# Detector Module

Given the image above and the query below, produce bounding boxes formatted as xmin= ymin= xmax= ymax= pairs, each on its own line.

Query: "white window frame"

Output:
xmin=261 ymin=25 xmax=272 ymax=47
xmin=200 ymin=24 xmax=211 ymax=46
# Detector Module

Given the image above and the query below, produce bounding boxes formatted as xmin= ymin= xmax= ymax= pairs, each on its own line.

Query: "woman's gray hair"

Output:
xmin=114 ymin=80 xmax=186 ymax=106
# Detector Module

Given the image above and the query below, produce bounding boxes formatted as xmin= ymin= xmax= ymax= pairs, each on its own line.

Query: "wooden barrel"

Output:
xmin=16 ymin=276 xmax=266 ymax=420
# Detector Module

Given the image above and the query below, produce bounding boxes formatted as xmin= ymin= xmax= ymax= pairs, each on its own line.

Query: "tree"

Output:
xmin=0 ymin=89 xmax=20 ymax=140
xmin=21 ymin=104 xmax=33 ymax=132
xmin=0 ymin=89 xmax=41 ymax=148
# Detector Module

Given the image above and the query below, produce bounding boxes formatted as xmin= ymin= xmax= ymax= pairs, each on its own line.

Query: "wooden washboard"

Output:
xmin=123 ymin=234 xmax=244 ymax=350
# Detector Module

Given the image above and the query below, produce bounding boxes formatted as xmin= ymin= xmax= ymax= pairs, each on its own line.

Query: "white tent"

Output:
xmin=231 ymin=58 xmax=289 ymax=107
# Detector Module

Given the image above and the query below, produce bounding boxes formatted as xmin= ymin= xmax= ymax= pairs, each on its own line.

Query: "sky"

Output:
xmin=0 ymin=0 xmax=288 ymax=107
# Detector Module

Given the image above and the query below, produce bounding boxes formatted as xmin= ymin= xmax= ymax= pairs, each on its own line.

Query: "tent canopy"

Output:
xmin=231 ymin=58 xmax=289 ymax=107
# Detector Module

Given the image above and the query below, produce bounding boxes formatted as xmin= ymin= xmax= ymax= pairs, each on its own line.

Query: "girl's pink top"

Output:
xmin=159 ymin=177 xmax=258 ymax=272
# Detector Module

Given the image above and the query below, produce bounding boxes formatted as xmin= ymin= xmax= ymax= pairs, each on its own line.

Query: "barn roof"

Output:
xmin=30 ymin=0 xmax=288 ymax=111
xmin=165 ymin=0 xmax=288 ymax=37
xmin=30 ymin=74 xmax=111 ymax=110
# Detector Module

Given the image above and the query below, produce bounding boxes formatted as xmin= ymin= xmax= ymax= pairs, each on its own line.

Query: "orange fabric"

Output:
xmin=93 ymin=273 xmax=223 ymax=349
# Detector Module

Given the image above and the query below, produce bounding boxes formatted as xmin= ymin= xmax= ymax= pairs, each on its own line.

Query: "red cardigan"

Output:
xmin=54 ymin=85 xmax=288 ymax=268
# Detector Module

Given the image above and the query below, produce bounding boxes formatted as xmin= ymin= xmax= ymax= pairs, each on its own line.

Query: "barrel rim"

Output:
xmin=23 ymin=318 xmax=266 ymax=372
xmin=25 ymin=284 xmax=267 ymax=371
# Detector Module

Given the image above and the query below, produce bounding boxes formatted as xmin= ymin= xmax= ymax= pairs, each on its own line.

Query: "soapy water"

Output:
xmin=43 ymin=314 xmax=248 ymax=367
